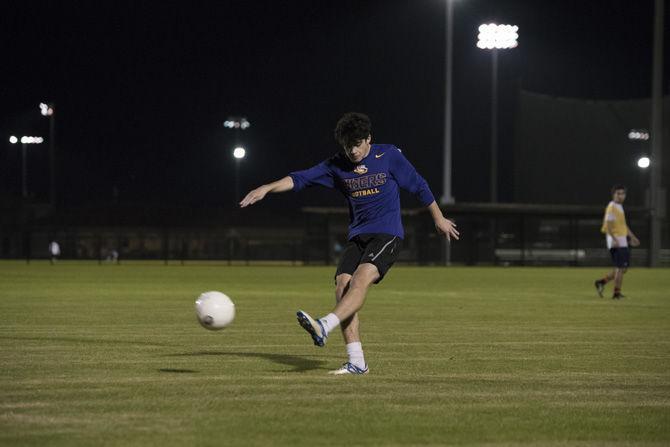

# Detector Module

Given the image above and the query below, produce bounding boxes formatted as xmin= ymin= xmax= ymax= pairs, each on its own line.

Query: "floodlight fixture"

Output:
xmin=39 ymin=102 xmax=54 ymax=116
xmin=233 ymin=147 xmax=246 ymax=159
xmin=20 ymin=136 xmax=44 ymax=144
xmin=9 ymin=135 xmax=18 ymax=144
xmin=477 ymin=23 xmax=518 ymax=202
xmin=224 ymin=117 xmax=251 ymax=130
xmin=477 ymin=23 xmax=519 ymax=49
xmin=637 ymin=156 xmax=651 ymax=169
xmin=628 ymin=129 xmax=650 ymax=141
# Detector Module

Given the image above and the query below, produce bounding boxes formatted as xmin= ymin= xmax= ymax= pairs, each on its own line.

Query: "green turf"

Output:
xmin=0 ymin=261 xmax=669 ymax=446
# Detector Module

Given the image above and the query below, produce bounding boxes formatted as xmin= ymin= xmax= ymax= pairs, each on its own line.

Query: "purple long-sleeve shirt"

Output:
xmin=289 ymin=144 xmax=435 ymax=240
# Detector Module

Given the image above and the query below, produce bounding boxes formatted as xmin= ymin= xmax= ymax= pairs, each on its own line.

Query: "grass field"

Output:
xmin=1 ymin=261 xmax=669 ymax=446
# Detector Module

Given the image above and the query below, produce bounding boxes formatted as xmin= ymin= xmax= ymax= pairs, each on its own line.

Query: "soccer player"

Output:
xmin=240 ymin=112 xmax=459 ymax=374
xmin=49 ymin=240 xmax=61 ymax=264
xmin=594 ymin=185 xmax=640 ymax=299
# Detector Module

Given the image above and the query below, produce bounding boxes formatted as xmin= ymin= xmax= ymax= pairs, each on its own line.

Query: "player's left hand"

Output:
xmin=435 ymin=217 xmax=459 ymax=241
xmin=240 ymin=185 xmax=269 ymax=208
xmin=630 ymin=236 xmax=640 ymax=247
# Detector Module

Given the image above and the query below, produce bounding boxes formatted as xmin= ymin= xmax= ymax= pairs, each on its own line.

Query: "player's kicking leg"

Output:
xmin=296 ymin=264 xmax=378 ymax=349
xmin=296 ymin=234 xmax=400 ymax=374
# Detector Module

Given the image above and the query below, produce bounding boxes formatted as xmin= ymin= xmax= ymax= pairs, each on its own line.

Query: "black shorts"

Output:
xmin=609 ymin=247 xmax=630 ymax=269
xmin=335 ymin=233 xmax=402 ymax=284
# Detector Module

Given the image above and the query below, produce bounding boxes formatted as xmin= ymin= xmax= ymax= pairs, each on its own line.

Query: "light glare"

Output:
xmin=477 ymin=23 xmax=519 ymax=49
xmin=39 ymin=102 xmax=54 ymax=116
xmin=233 ymin=147 xmax=246 ymax=159
xmin=9 ymin=135 xmax=18 ymax=144
xmin=20 ymin=136 xmax=44 ymax=144
xmin=637 ymin=156 xmax=650 ymax=169
xmin=224 ymin=117 xmax=251 ymax=130
xmin=628 ymin=129 xmax=650 ymax=141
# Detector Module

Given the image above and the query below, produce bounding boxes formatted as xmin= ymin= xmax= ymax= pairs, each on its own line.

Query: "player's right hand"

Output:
xmin=435 ymin=217 xmax=460 ymax=242
xmin=240 ymin=186 xmax=269 ymax=208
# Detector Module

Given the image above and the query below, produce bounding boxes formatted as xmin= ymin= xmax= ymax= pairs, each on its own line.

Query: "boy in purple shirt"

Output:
xmin=240 ymin=112 xmax=459 ymax=374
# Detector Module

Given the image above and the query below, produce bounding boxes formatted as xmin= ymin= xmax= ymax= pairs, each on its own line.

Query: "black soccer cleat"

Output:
xmin=594 ymin=280 xmax=605 ymax=298
xmin=612 ymin=292 xmax=625 ymax=300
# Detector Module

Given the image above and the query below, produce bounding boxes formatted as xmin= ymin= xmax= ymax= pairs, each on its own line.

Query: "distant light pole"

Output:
xmin=40 ymin=102 xmax=56 ymax=207
xmin=10 ymin=136 xmax=44 ymax=198
xmin=649 ymin=0 xmax=664 ymax=267
xmin=224 ymin=117 xmax=251 ymax=203
xmin=442 ymin=0 xmax=458 ymax=206
xmin=233 ymin=146 xmax=246 ymax=201
xmin=629 ymin=129 xmax=651 ymax=205
xmin=477 ymin=23 xmax=518 ymax=202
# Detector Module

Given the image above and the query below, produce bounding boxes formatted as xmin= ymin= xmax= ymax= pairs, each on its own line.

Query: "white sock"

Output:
xmin=346 ymin=342 xmax=366 ymax=369
xmin=319 ymin=313 xmax=340 ymax=336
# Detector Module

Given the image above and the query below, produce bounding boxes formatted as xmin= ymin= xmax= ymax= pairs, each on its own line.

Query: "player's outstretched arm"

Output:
xmin=427 ymin=201 xmax=460 ymax=241
xmin=240 ymin=176 xmax=294 ymax=208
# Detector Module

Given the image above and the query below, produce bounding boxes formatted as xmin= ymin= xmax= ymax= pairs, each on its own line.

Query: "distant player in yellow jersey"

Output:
xmin=594 ymin=185 xmax=640 ymax=299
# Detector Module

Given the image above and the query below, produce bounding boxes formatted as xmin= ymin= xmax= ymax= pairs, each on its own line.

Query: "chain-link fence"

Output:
xmin=1 ymin=204 xmax=667 ymax=266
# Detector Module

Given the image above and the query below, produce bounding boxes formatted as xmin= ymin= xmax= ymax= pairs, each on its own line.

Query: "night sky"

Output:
xmin=1 ymin=0 xmax=667 ymax=209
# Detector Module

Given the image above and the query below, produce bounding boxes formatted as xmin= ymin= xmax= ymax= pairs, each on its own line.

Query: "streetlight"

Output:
xmin=636 ymin=156 xmax=651 ymax=207
xmin=477 ymin=23 xmax=518 ymax=202
xmin=10 ymin=135 xmax=44 ymax=198
xmin=233 ymin=147 xmax=246 ymax=159
xmin=629 ymin=129 xmax=651 ymax=205
xmin=40 ymin=102 xmax=56 ymax=207
xmin=233 ymin=146 xmax=246 ymax=201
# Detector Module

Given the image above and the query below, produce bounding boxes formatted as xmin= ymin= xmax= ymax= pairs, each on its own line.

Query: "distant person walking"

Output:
xmin=49 ymin=241 xmax=61 ymax=264
xmin=594 ymin=185 xmax=640 ymax=299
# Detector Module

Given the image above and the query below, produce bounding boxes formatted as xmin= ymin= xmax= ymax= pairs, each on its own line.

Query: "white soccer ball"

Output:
xmin=195 ymin=291 xmax=235 ymax=330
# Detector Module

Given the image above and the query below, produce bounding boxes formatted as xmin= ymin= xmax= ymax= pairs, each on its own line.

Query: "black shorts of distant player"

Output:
xmin=609 ymin=247 xmax=630 ymax=269
xmin=335 ymin=233 xmax=402 ymax=284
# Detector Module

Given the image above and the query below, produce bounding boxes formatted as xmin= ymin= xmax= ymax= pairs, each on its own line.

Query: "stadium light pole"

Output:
xmin=224 ymin=117 xmax=251 ymax=203
xmin=442 ymin=0 xmax=457 ymax=206
xmin=233 ymin=146 xmax=246 ymax=201
xmin=10 ymin=136 xmax=44 ymax=198
xmin=477 ymin=23 xmax=518 ymax=203
xmin=649 ymin=0 xmax=664 ymax=267
xmin=40 ymin=103 xmax=56 ymax=207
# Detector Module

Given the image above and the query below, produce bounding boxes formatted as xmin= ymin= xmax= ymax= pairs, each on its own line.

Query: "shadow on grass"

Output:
xmin=168 ymin=351 xmax=326 ymax=373
xmin=0 ymin=335 xmax=176 ymax=347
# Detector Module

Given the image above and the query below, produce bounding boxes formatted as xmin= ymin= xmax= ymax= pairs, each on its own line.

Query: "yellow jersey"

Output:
xmin=601 ymin=201 xmax=628 ymax=248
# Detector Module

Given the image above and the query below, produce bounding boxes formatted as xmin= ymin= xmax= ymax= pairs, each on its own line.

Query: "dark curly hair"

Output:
xmin=611 ymin=184 xmax=627 ymax=194
xmin=334 ymin=112 xmax=372 ymax=150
